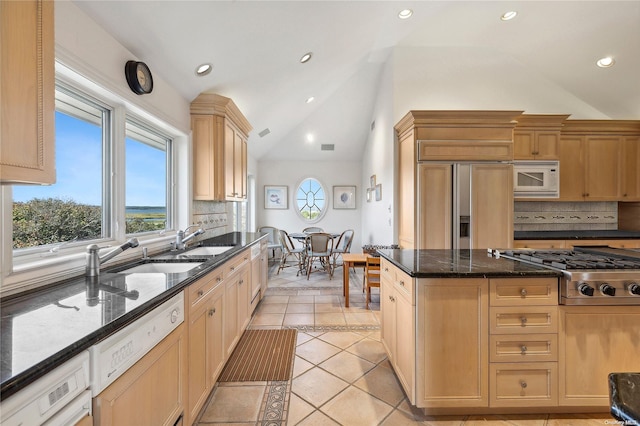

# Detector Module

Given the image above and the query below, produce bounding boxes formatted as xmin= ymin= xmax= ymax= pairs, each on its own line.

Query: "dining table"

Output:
xmin=288 ymin=232 xmax=341 ymax=276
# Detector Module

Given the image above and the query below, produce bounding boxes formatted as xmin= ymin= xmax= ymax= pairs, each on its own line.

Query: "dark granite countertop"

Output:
xmin=609 ymin=372 xmax=640 ymax=424
xmin=377 ymin=249 xmax=561 ymax=279
xmin=515 ymin=230 xmax=640 ymax=240
xmin=0 ymin=232 xmax=265 ymax=401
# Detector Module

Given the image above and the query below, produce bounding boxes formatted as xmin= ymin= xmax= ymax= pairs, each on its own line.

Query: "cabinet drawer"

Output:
xmin=490 ymin=278 xmax=558 ymax=307
xmin=490 ymin=306 xmax=558 ymax=334
xmin=189 ymin=269 xmax=223 ymax=307
xmin=490 ymin=362 xmax=558 ymax=407
xmin=225 ymin=249 xmax=250 ymax=277
xmin=490 ymin=334 xmax=558 ymax=363
xmin=381 ymin=259 xmax=413 ymax=303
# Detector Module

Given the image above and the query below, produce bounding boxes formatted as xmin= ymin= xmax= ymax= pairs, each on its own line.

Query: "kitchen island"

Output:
xmin=377 ymin=249 xmax=640 ymax=415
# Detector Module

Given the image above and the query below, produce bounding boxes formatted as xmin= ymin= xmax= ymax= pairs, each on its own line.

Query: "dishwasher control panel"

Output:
xmin=90 ymin=291 xmax=184 ymax=396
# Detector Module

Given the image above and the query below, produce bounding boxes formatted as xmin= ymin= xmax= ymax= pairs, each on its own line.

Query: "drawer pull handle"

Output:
xmin=399 ymin=280 xmax=405 ymax=287
xmin=217 ymin=277 xmax=222 ymax=282
xmin=239 ymin=279 xmax=244 ymax=285
xmin=230 ymin=266 xmax=235 ymax=271
xmin=520 ymin=288 xmax=527 ymax=297
xmin=520 ymin=380 xmax=527 ymax=389
xmin=521 ymin=345 xmax=527 ymax=355
xmin=389 ymin=295 xmax=395 ymax=302
xmin=209 ymin=308 xmax=216 ymax=316
xmin=384 ymin=267 xmax=389 ymax=272
xmin=520 ymin=316 xmax=528 ymax=326
xmin=198 ymin=290 xmax=204 ymax=297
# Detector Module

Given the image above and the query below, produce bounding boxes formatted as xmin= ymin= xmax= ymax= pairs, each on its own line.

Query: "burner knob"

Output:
xmin=600 ymin=283 xmax=616 ymax=297
xmin=578 ymin=283 xmax=594 ymax=297
xmin=629 ymin=283 xmax=640 ymax=296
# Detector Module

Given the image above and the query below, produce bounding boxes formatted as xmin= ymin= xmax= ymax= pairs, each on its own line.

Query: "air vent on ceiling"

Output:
xmin=321 ymin=144 xmax=335 ymax=151
xmin=258 ymin=128 xmax=271 ymax=137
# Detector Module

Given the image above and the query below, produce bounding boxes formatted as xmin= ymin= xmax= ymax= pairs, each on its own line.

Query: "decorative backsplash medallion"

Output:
xmin=514 ymin=202 xmax=618 ymax=231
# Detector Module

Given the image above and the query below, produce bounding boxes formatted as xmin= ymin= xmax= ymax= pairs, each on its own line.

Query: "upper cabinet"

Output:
xmin=559 ymin=120 xmax=640 ymax=202
xmin=190 ymin=94 xmax=252 ymax=201
xmin=1 ymin=0 xmax=55 ymax=185
xmin=513 ymin=114 xmax=570 ymax=160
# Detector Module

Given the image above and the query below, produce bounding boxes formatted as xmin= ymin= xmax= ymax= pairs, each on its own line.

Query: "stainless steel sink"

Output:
xmin=184 ymin=246 xmax=235 ymax=256
xmin=120 ymin=262 xmax=203 ymax=274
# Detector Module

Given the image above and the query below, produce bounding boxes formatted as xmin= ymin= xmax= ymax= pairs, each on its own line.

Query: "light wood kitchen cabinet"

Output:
xmin=513 ymin=240 xmax=567 ymax=249
xmin=416 ymin=278 xmax=489 ymax=408
xmin=190 ymin=93 xmax=252 ymax=201
xmin=395 ymin=111 xmax=520 ymax=250
xmin=380 ymin=259 xmax=415 ymax=402
xmin=559 ymin=306 xmax=640 ymax=407
xmin=559 ymin=120 xmax=640 ymax=201
xmin=0 ymin=0 xmax=55 ymax=184
xmin=93 ymin=323 xmax=187 ymax=426
xmin=223 ymin=249 xmax=250 ymax=357
xmin=621 ymin=136 xmax=640 ymax=200
xmin=513 ymin=114 xmax=569 ymax=160
xmin=186 ymin=270 xmax=224 ymax=426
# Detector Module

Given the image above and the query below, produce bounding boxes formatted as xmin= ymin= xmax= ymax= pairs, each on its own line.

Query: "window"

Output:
xmin=295 ymin=177 xmax=326 ymax=223
xmin=125 ymin=119 xmax=172 ymax=234
xmin=11 ymin=84 xmax=176 ymax=256
xmin=12 ymin=86 xmax=110 ymax=251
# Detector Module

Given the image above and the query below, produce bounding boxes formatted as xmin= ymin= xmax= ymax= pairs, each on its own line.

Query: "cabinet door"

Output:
xmin=398 ymin=130 xmax=416 ymax=249
xmin=224 ymin=276 xmax=239 ymax=358
xmin=187 ymin=296 xmax=211 ymax=422
xmin=535 ymin=131 xmax=560 ymax=160
xmin=558 ymin=136 xmax=585 ymax=201
xmin=0 ymin=0 xmax=55 ymax=184
xmin=417 ymin=163 xmax=452 ymax=249
xmin=237 ymin=267 xmax=251 ymax=332
xmin=584 ymin=136 xmax=621 ymax=200
xmin=559 ymin=306 xmax=640 ymax=407
xmin=192 ymin=115 xmax=224 ymax=200
xmin=209 ymin=285 xmax=225 ymax=382
xmin=416 ymin=278 xmax=489 ymax=408
xmin=235 ymin=133 xmax=247 ymax=199
xmin=621 ymin=136 xmax=640 ymax=200
xmin=471 ymin=164 xmax=513 ymax=249
xmin=394 ymin=288 xmax=415 ymax=403
xmin=93 ymin=324 xmax=186 ymax=426
xmin=224 ymin=122 xmax=236 ymax=200
xmin=380 ymin=278 xmax=395 ymax=361
xmin=513 ymin=131 xmax=535 ymax=160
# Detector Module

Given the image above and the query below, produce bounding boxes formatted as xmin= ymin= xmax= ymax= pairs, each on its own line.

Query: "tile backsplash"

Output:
xmin=192 ymin=200 xmax=234 ymax=240
xmin=514 ymin=202 xmax=618 ymax=231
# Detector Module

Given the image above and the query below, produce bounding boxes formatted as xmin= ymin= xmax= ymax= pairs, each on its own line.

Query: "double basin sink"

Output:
xmin=118 ymin=246 xmax=236 ymax=274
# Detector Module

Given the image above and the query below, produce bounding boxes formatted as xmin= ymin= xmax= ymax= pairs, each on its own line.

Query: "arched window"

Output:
xmin=295 ymin=177 xmax=326 ymax=223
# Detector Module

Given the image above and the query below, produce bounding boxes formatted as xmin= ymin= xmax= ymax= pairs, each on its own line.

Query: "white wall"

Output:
xmin=360 ymin=58 xmax=396 ymax=246
xmin=257 ymin=160 xmax=362 ymax=251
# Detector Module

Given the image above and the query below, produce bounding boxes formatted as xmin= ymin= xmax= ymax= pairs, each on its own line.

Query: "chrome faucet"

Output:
xmin=85 ymin=238 xmax=139 ymax=277
xmin=175 ymin=225 xmax=204 ymax=250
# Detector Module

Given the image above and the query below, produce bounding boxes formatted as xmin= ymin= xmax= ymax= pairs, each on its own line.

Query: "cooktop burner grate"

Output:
xmin=503 ymin=249 xmax=640 ymax=270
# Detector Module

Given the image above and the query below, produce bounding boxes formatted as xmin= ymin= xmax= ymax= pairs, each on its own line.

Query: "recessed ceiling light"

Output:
xmin=306 ymin=133 xmax=314 ymax=143
xmin=398 ymin=9 xmax=413 ymax=19
xmin=306 ymin=96 xmax=315 ymax=104
xmin=195 ymin=63 xmax=212 ymax=76
xmin=596 ymin=56 xmax=615 ymax=68
xmin=300 ymin=52 xmax=313 ymax=63
xmin=500 ymin=11 xmax=517 ymax=21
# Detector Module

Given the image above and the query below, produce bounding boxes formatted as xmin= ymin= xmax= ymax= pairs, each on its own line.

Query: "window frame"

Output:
xmin=294 ymin=177 xmax=328 ymax=224
xmin=0 ymin=65 xmax=188 ymax=296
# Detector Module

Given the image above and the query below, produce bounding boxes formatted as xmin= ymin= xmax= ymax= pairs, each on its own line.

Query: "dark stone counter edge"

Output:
xmin=515 ymin=230 xmax=640 ymax=240
xmin=609 ymin=372 xmax=640 ymax=424
xmin=0 ymin=232 xmax=267 ymax=402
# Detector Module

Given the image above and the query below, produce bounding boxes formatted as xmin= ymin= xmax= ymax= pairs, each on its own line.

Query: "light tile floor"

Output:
xmin=194 ymin=262 xmax=615 ymax=426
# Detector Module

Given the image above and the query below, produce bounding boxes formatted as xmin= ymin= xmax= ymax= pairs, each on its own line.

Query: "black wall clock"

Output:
xmin=125 ymin=60 xmax=153 ymax=95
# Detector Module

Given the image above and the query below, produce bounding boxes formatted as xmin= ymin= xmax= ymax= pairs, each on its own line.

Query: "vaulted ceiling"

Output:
xmin=73 ymin=1 xmax=640 ymax=161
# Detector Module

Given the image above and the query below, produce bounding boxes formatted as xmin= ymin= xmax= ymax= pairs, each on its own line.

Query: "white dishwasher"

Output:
xmin=90 ymin=291 xmax=184 ymax=396
xmin=0 ymin=351 xmax=91 ymax=426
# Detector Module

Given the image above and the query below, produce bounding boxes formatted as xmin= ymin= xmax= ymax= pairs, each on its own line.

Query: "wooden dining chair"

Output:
xmin=365 ymin=256 xmax=381 ymax=309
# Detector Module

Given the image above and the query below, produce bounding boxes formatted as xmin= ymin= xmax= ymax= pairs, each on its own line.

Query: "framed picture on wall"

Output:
xmin=375 ymin=184 xmax=382 ymax=201
xmin=264 ymin=185 xmax=288 ymax=209
xmin=333 ymin=185 xmax=356 ymax=209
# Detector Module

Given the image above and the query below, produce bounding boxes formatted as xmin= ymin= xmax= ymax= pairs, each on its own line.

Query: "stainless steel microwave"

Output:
xmin=513 ymin=160 xmax=559 ymax=198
